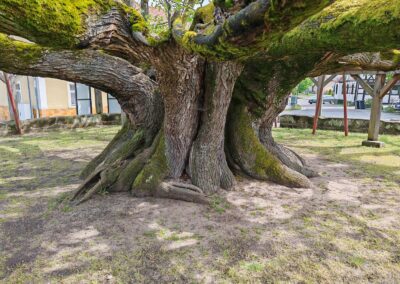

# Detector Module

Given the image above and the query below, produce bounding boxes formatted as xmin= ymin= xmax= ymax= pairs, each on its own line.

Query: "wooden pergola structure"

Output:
xmin=311 ymin=71 xmax=400 ymax=147
xmin=351 ymin=71 xmax=400 ymax=147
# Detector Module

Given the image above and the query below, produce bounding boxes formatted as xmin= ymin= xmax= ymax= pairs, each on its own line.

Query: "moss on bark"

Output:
xmin=0 ymin=34 xmax=44 ymax=66
xmin=226 ymin=102 xmax=311 ymax=188
xmin=0 ymin=0 xmax=114 ymax=47
xmin=271 ymin=0 xmax=400 ymax=57
xmin=132 ymin=132 xmax=169 ymax=196
xmin=0 ymin=0 xmax=147 ymax=47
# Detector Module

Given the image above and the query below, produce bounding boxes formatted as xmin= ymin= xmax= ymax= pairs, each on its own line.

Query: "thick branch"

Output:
xmin=173 ymin=0 xmax=400 ymax=61
xmin=173 ymin=0 xmax=330 ymax=59
xmin=274 ymin=1 xmax=400 ymax=58
xmin=0 ymin=1 xmax=153 ymax=63
xmin=0 ymin=0 xmax=119 ymax=47
xmin=0 ymin=34 xmax=158 ymax=128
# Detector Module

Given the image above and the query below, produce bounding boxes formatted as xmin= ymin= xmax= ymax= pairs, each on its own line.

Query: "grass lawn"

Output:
xmin=274 ymin=128 xmax=400 ymax=185
xmin=0 ymin=126 xmax=399 ymax=283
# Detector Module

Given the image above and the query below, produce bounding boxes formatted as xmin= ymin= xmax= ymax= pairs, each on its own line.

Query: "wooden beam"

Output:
xmin=341 ymin=71 xmax=377 ymax=75
xmin=312 ymin=75 xmax=325 ymax=135
xmin=343 ymin=73 xmax=349 ymax=136
xmin=323 ymin=74 xmax=336 ymax=87
xmin=379 ymin=74 xmax=400 ymax=99
xmin=368 ymin=73 xmax=386 ymax=141
xmin=310 ymin=77 xmax=318 ymax=85
xmin=350 ymin=74 xmax=374 ymax=97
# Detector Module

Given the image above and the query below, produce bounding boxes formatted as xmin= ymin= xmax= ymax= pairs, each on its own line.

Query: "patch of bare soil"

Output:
xmin=1 ymin=136 xmax=399 ymax=283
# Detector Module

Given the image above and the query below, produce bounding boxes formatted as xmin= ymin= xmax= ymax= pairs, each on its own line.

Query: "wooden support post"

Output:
xmin=342 ymin=73 xmax=349 ymax=136
xmin=368 ymin=74 xmax=386 ymax=141
xmin=3 ymin=72 xmax=22 ymax=134
xmin=362 ymin=73 xmax=386 ymax=147
xmin=312 ymin=75 xmax=325 ymax=135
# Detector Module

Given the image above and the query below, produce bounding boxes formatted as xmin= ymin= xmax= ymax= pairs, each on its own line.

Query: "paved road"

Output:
xmin=281 ymin=99 xmax=400 ymax=122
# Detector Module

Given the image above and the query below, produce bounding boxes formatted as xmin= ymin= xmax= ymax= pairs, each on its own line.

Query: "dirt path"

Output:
xmin=1 ymin=128 xmax=399 ymax=283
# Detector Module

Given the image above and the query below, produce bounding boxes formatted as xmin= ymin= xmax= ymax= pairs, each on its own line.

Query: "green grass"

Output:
xmin=273 ymin=128 xmax=400 ymax=185
xmin=209 ymin=195 xmax=230 ymax=213
xmin=0 ymin=126 xmax=120 ymax=217
xmin=1 ymin=126 xmax=400 ymax=283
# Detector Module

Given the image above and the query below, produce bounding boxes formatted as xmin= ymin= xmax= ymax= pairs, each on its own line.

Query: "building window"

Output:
xmin=107 ymin=94 xmax=122 ymax=114
xmin=75 ymin=83 xmax=92 ymax=115
xmin=68 ymin=82 xmax=76 ymax=107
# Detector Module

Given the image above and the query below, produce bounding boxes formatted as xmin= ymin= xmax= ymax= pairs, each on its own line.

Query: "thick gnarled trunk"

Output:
xmin=189 ymin=61 xmax=243 ymax=193
xmin=155 ymin=47 xmax=205 ymax=179
xmin=73 ymin=54 xmax=315 ymax=204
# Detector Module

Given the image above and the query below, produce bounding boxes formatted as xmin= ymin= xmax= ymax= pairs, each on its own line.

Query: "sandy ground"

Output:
xmin=0 ymin=127 xmax=399 ymax=283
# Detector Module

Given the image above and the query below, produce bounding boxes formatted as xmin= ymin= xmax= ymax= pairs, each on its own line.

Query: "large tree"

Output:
xmin=0 ymin=0 xmax=399 ymax=203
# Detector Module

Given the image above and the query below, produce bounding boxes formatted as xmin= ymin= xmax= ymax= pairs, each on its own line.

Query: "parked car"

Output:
xmin=394 ymin=102 xmax=400 ymax=111
xmin=308 ymin=96 xmax=335 ymax=104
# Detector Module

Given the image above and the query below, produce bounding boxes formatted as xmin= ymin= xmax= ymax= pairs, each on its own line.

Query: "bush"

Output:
xmin=365 ymin=98 xmax=373 ymax=108
xmin=383 ymin=106 xmax=398 ymax=113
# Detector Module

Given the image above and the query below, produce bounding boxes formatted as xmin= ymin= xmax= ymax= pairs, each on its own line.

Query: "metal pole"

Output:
xmin=312 ymin=75 xmax=325 ymax=135
xmin=34 ymin=77 xmax=41 ymax=118
xmin=75 ymin=83 xmax=78 ymax=115
xmin=3 ymin=72 xmax=21 ymax=134
xmin=26 ymin=77 xmax=34 ymax=119
xmin=343 ymin=73 xmax=349 ymax=136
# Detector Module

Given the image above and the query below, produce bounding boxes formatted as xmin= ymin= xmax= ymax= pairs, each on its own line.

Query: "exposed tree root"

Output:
xmin=72 ymin=167 xmax=105 ymax=204
xmin=73 ymin=129 xmax=210 ymax=205
xmin=227 ymin=103 xmax=312 ymax=188
xmin=154 ymin=181 xmax=209 ymax=204
xmin=73 ymin=103 xmax=315 ymax=205
xmin=260 ymin=133 xmax=319 ymax=178
xmin=73 ymin=101 xmax=316 ymax=205
xmin=80 ymin=122 xmax=134 ymax=179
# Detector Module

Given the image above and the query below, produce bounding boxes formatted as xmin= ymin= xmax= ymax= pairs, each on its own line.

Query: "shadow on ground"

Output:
xmin=1 ymin=127 xmax=399 ymax=283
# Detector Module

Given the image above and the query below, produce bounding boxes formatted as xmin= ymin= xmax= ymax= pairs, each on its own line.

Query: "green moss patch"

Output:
xmin=0 ymin=0 xmax=117 ymax=47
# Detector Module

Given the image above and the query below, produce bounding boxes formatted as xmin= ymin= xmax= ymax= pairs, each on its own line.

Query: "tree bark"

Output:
xmin=154 ymin=46 xmax=205 ymax=179
xmin=189 ymin=61 xmax=243 ymax=193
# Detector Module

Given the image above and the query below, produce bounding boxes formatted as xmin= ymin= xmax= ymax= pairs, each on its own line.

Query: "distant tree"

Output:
xmin=292 ymin=78 xmax=314 ymax=96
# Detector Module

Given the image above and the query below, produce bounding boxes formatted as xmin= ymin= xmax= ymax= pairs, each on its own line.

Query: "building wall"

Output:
xmin=102 ymin=92 xmax=109 ymax=113
xmin=40 ymin=79 xmax=111 ymax=117
xmin=15 ymin=76 xmax=33 ymax=105
xmin=43 ymin=78 xmax=76 ymax=116
xmin=0 ymin=80 xmax=9 ymax=121
xmin=333 ymin=78 xmax=400 ymax=103
xmin=0 ymin=80 xmax=11 ymax=121
xmin=1 ymin=75 xmax=120 ymax=121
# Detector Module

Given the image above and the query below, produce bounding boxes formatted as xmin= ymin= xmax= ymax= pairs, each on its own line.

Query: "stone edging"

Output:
xmin=0 ymin=113 xmax=121 ymax=136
